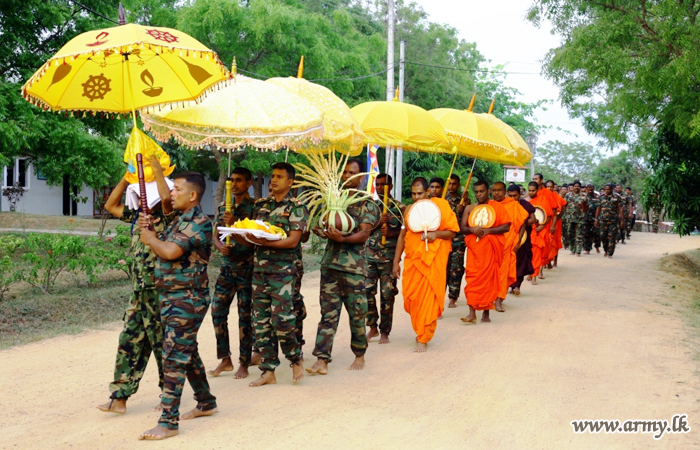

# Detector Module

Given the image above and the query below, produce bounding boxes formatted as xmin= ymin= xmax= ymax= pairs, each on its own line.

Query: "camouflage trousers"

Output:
xmin=313 ymin=268 xmax=368 ymax=363
xmin=599 ymin=221 xmax=619 ymax=256
xmin=561 ymin=219 xmax=570 ymax=249
xmin=109 ymin=289 xmax=163 ymax=400
xmin=626 ymin=217 xmax=633 ymax=238
xmin=210 ymin=265 xmax=254 ymax=365
xmin=446 ymin=247 xmax=466 ymax=301
xmin=617 ymin=217 xmax=626 ymax=243
xmin=365 ymin=259 xmax=397 ymax=335
xmin=583 ymin=220 xmax=601 ymax=252
xmin=252 ymin=271 xmax=301 ymax=372
xmin=293 ymin=259 xmax=307 ymax=347
xmin=159 ymin=289 xmax=216 ymax=430
xmin=566 ymin=221 xmax=584 ymax=255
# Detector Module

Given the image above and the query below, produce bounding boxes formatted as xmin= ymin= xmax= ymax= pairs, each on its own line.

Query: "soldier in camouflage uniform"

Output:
xmin=240 ymin=162 xmax=307 ymax=387
xmin=560 ymin=184 xmax=571 ymax=249
xmin=595 ymin=183 xmax=624 ymax=258
xmin=97 ymin=156 xmax=173 ymax=415
xmin=208 ymin=167 xmax=259 ymax=380
xmin=625 ymin=187 xmax=636 ymax=239
xmin=614 ymin=184 xmax=628 ymax=244
xmin=365 ymin=173 xmax=404 ymax=344
xmin=583 ymin=184 xmax=601 ymax=254
xmin=137 ymin=172 xmax=216 ymax=441
xmin=563 ymin=181 xmax=588 ymax=256
xmin=445 ymin=174 xmax=469 ymax=308
xmin=308 ymin=159 xmax=381 ymax=375
xmin=292 ymin=233 xmax=308 ymax=349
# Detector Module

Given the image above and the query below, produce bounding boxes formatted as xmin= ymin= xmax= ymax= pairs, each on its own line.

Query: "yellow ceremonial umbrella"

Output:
xmin=21 ymin=7 xmax=230 ymax=213
xmin=265 ymin=60 xmax=365 ymax=156
xmin=478 ymin=113 xmax=533 ymax=166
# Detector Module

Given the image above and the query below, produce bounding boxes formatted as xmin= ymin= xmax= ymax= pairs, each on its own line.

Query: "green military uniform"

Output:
xmin=156 ymin=205 xmax=216 ymax=431
xmin=445 ymin=193 xmax=466 ymax=301
xmin=313 ymin=199 xmax=381 ymax=363
xmin=597 ymin=192 xmax=622 ymax=257
xmin=583 ymin=193 xmax=601 ymax=252
xmin=561 ymin=199 xmax=571 ymax=249
xmin=626 ymin=193 xmax=636 ymax=238
xmin=292 ymin=245 xmax=306 ymax=347
xmin=564 ymin=191 xmax=588 ymax=255
xmin=617 ymin=192 xmax=629 ymax=243
xmin=365 ymin=197 xmax=404 ymax=336
xmin=211 ymin=197 xmax=256 ymax=365
xmin=251 ymin=193 xmax=307 ymax=372
xmin=108 ymin=206 xmax=172 ymax=400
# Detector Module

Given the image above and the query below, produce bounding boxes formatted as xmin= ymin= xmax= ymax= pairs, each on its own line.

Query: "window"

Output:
xmin=2 ymin=158 xmax=30 ymax=189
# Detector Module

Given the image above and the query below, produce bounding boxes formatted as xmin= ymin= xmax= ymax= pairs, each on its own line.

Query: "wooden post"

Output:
xmin=136 ymin=153 xmax=149 ymax=215
xmin=225 ymin=180 xmax=232 ymax=245
xmin=381 ymin=184 xmax=389 ymax=245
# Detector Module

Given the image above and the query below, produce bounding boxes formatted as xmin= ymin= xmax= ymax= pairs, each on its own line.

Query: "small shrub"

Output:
xmin=2 ymin=183 xmax=26 ymax=212
xmin=20 ymin=233 xmax=87 ymax=294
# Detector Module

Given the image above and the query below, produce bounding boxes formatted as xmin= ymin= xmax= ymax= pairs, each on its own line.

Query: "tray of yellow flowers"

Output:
xmin=218 ymin=218 xmax=287 ymax=243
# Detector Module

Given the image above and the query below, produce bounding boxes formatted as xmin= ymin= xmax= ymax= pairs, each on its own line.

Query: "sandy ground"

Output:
xmin=2 ymin=232 xmax=700 ymax=450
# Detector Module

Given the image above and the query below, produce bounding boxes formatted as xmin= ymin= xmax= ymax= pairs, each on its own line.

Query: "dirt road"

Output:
xmin=2 ymin=233 xmax=699 ymax=449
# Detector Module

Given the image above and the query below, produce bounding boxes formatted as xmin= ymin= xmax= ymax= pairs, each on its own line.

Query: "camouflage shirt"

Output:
xmin=155 ymin=205 xmax=212 ymax=292
xmin=322 ymin=198 xmax=381 ymax=275
xmin=252 ymin=193 xmax=308 ymax=274
xmin=585 ymin=193 xmax=600 ymax=221
xmin=216 ymin=196 xmax=256 ymax=268
xmin=120 ymin=206 xmax=175 ymax=292
xmin=598 ymin=193 xmax=623 ymax=223
xmin=564 ymin=192 xmax=588 ymax=223
xmin=366 ymin=198 xmax=405 ymax=263
xmin=618 ymin=193 xmax=630 ymax=215
xmin=446 ymin=193 xmax=466 ymax=250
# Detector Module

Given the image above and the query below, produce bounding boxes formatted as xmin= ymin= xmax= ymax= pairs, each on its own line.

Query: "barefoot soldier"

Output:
xmin=138 ymin=172 xmax=217 ymax=440
xmin=595 ymin=183 xmax=624 ymax=258
xmin=98 ymin=156 xmax=173 ymax=415
xmin=615 ymin=184 xmax=628 ymax=245
xmin=625 ymin=187 xmax=636 ymax=239
xmin=563 ymin=181 xmax=588 ymax=257
xmin=393 ymin=178 xmax=458 ymax=351
xmin=292 ymin=233 xmax=309 ymax=353
xmin=461 ymin=181 xmax=510 ymax=323
xmin=308 ymin=159 xmax=380 ymax=374
xmin=366 ymin=173 xmax=404 ymax=345
xmin=209 ymin=168 xmax=260 ymax=380
xmin=583 ymin=184 xmax=601 ymax=254
xmin=445 ymin=174 xmax=469 ymax=309
xmin=241 ymin=162 xmax=308 ymax=387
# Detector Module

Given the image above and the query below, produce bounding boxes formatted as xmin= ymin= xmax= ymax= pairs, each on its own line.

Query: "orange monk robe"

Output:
xmin=528 ymin=193 xmax=555 ymax=276
xmin=403 ymin=197 xmax=460 ymax=344
xmin=464 ymin=200 xmax=510 ymax=310
xmin=535 ymin=188 xmax=558 ymax=264
xmin=549 ymin=192 xmax=567 ymax=259
xmin=497 ymin=197 xmax=529 ymax=299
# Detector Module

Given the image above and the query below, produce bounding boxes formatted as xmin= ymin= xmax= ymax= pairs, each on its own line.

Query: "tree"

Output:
xmin=527 ymin=0 xmax=700 ymax=235
xmin=534 ymin=140 xmax=603 ymax=184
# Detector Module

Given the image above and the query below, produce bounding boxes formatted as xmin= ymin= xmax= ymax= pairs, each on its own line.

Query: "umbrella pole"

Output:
xmin=460 ymin=155 xmax=479 ymax=206
xmin=381 ymin=184 xmax=389 ymax=245
xmin=226 ymin=148 xmax=232 ymax=246
xmin=442 ymin=149 xmax=458 ymax=199
xmin=124 ymin=55 xmax=149 ymax=216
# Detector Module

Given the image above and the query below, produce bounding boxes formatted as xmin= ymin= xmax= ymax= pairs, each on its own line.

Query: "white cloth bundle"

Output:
xmin=125 ymin=178 xmax=174 ymax=211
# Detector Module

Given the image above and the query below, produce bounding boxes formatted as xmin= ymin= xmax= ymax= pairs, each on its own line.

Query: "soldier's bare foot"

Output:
xmin=495 ymin=299 xmax=504 ymax=312
xmin=306 ymin=359 xmax=328 ymax=375
xmin=379 ymin=333 xmax=390 ymax=344
xmin=250 ymin=352 xmax=262 ymax=366
xmin=608 ymin=255 xmax=614 ymax=259
xmin=233 ymin=364 xmax=250 ymax=379
xmin=181 ymin=407 xmax=218 ymax=420
xmin=349 ymin=355 xmax=365 ymax=370
xmin=577 ymin=253 xmax=581 ymax=257
xmin=249 ymin=371 xmax=276 ymax=387
xmin=292 ymin=361 xmax=304 ymax=382
xmin=414 ymin=342 xmax=427 ymax=353
xmin=513 ymin=287 xmax=520 ymax=296
xmin=96 ymin=398 xmax=126 ymax=414
xmin=461 ymin=307 xmax=477 ymax=323
xmin=585 ymin=251 xmax=590 ymax=254
xmin=207 ymin=357 xmax=234 ymax=377
xmin=448 ymin=298 xmax=457 ymax=308
xmin=596 ymin=247 xmax=601 ymax=253
xmin=481 ymin=311 xmax=491 ymax=323
xmin=138 ymin=425 xmax=178 ymax=440
xmin=366 ymin=326 xmax=379 ymax=341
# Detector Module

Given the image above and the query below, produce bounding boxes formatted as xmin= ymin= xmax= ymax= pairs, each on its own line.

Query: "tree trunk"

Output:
xmin=252 ymin=172 xmax=264 ymax=199
xmin=212 ymin=147 xmax=226 ymax=219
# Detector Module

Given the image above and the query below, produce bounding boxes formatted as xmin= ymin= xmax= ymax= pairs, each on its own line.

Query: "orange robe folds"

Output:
xmin=403 ymin=198 xmax=460 ymax=344
xmin=464 ymin=200 xmax=509 ymax=310
xmin=498 ymin=197 xmax=529 ymax=299
xmin=529 ymin=192 xmax=555 ymax=276
xmin=549 ymin=192 xmax=567 ymax=260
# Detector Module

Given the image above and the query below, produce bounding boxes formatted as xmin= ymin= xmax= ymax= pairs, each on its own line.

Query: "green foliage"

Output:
xmin=591 ymin=150 xmax=648 ymax=194
xmin=535 ymin=140 xmax=603 ymax=184
xmin=0 ymin=235 xmax=24 ymax=301
xmin=20 ymin=234 xmax=87 ymax=294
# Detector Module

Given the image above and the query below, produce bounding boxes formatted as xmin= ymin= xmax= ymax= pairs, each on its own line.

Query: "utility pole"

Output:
xmin=395 ymin=39 xmax=405 ymax=201
xmin=528 ymin=131 xmax=537 ymax=180
xmin=385 ymin=0 xmax=395 ymax=194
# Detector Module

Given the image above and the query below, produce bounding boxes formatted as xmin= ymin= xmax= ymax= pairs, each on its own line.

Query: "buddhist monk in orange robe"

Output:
xmin=527 ymin=181 xmax=554 ymax=284
xmin=531 ymin=174 xmax=559 ymax=271
xmin=492 ymin=182 xmax=529 ymax=312
xmin=393 ymin=177 xmax=459 ymax=352
xmin=546 ymin=180 xmax=567 ymax=266
xmin=460 ymin=180 xmax=511 ymax=323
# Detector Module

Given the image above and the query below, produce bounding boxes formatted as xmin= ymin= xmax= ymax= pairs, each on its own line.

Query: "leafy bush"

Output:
xmin=0 ymin=235 xmax=24 ymax=300
xmin=20 ymin=233 xmax=87 ymax=294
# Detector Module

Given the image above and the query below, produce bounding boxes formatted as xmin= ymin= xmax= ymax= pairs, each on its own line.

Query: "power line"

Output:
xmin=308 ymin=66 xmax=392 ymax=82
xmin=67 ymin=0 xmax=119 ymax=25
xmin=405 ymin=61 xmax=541 ymax=75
